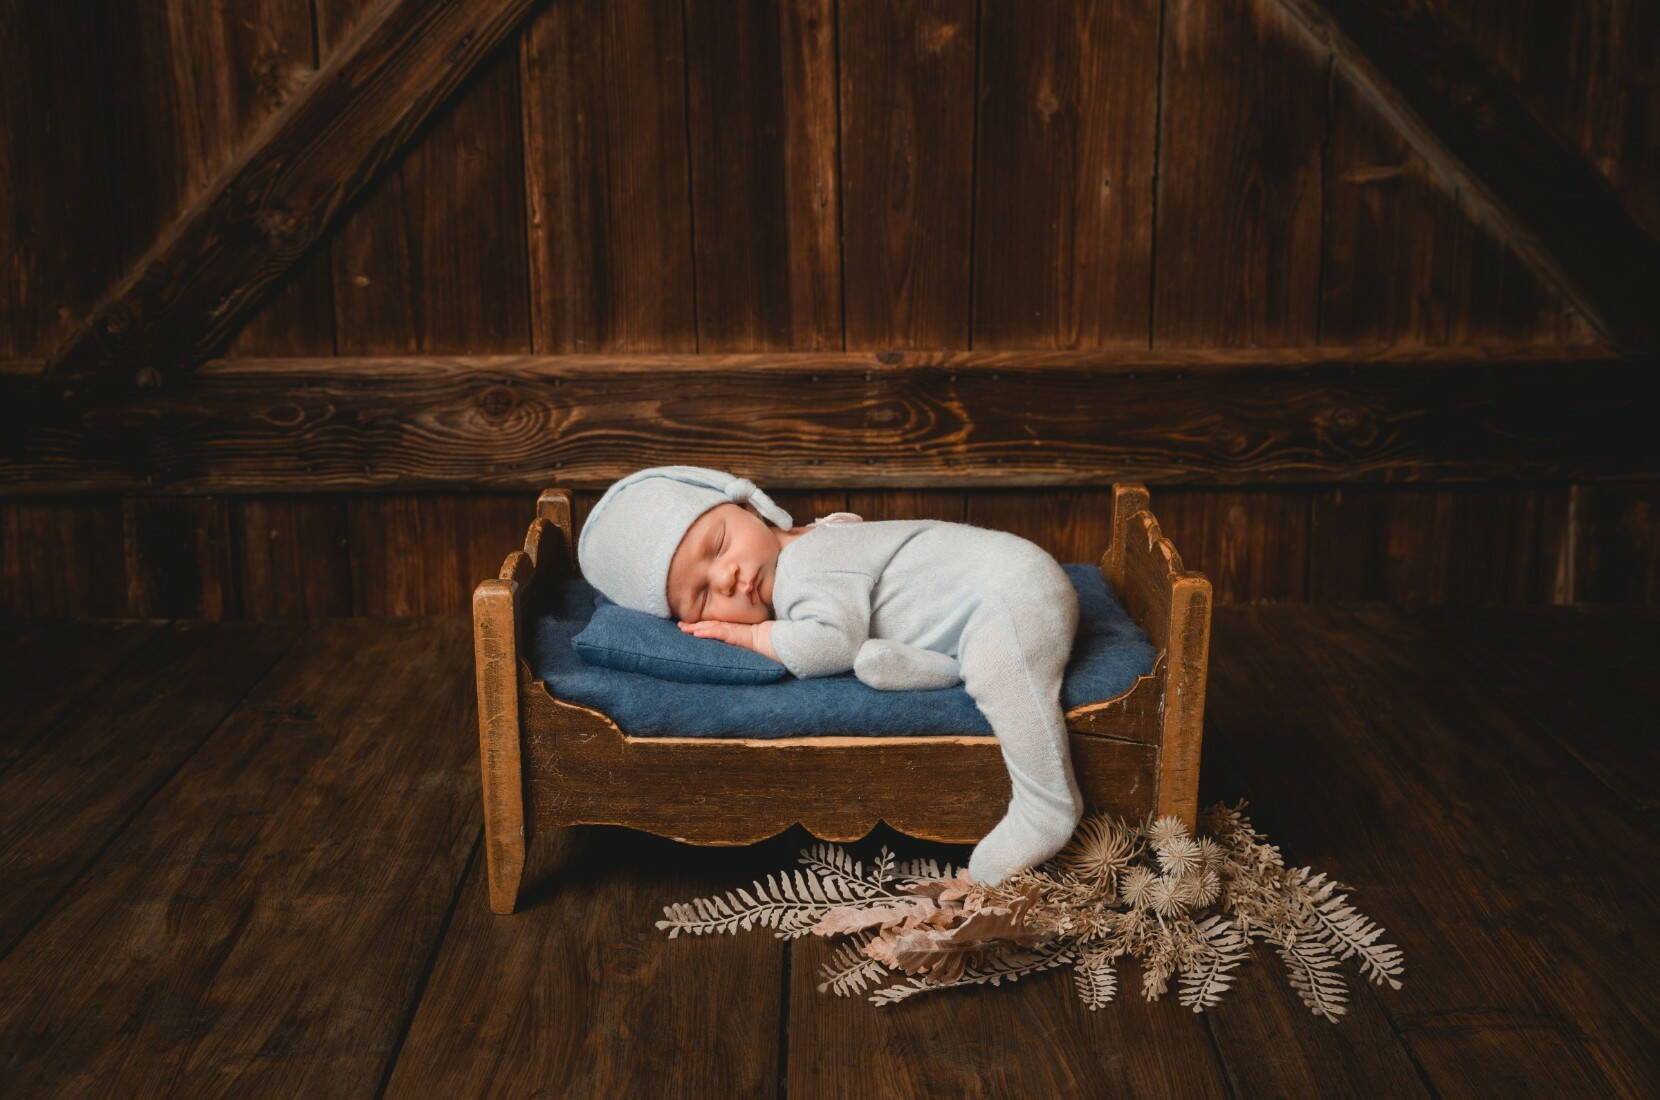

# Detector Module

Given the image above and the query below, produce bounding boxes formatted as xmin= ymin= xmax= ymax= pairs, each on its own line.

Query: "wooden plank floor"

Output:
xmin=1 ymin=607 xmax=1655 ymax=1097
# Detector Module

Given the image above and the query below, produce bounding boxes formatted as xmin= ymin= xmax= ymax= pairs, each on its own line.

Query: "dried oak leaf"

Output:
xmin=897 ymin=869 xmax=976 ymax=904
xmin=811 ymin=898 xmax=939 ymax=937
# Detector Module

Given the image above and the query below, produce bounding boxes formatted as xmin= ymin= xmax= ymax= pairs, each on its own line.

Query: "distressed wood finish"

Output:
xmin=519 ymin=0 xmax=696 ymax=353
xmin=473 ymin=482 xmax=1202 ymax=913
xmin=972 ymin=0 xmax=1159 ymax=346
xmin=7 ymin=612 xmax=1660 ymax=1091
xmin=7 ymin=346 xmax=1652 ymax=494
xmin=838 ymin=0 xmax=977 ymax=349
xmin=0 ymin=6 xmax=123 ymax=359
xmin=44 ymin=0 xmax=541 ymax=393
xmin=318 ymin=0 xmax=531 ymax=357
xmin=1110 ymin=498 xmax=1212 ymax=827
xmin=1320 ymin=63 xmax=1589 ymax=345
xmin=473 ymin=560 xmax=528 ymax=917
xmin=96 ymin=0 xmax=336 ymax=361
xmin=1155 ymin=0 xmax=1328 ymax=346
xmin=1269 ymin=0 xmax=1660 ymax=354
xmin=682 ymin=0 xmax=841 ymax=352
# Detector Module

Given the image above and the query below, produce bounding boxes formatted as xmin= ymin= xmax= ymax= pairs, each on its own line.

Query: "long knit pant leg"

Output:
xmin=959 ymin=591 xmax=1084 ymax=887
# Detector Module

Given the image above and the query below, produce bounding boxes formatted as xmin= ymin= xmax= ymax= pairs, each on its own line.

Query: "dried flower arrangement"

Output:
xmin=656 ymin=799 xmax=1404 ymax=1020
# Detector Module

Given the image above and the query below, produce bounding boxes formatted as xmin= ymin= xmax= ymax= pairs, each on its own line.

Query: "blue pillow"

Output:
xmin=571 ymin=595 xmax=790 ymax=684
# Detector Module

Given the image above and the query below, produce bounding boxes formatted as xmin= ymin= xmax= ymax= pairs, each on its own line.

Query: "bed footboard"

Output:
xmin=1106 ymin=485 xmax=1213 ymax=830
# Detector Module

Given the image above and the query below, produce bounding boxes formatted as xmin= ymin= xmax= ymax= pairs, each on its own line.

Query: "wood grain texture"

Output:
xmin=1572 ymin=481 xmax=1660 ymax=605
xmin=474 ymin=572 xmax=527 ymax=914
xmin=121 ymin=495 xmax=239 ymax=619
xmin=682 ymin=0 xmax=841 ymax=351
xmin=1320 ymin=64 xmax=1592 ymax=345
xmin=963 ymin=487 xmax=1116 ymax=565
xmin=787 ymin=877 xmax=1229 ymax=1098
xmin=0 ymin=619 xmax=477 ymax=1096
xmin=8 ymin=611 xmax=1656 ymax=1090
xmin=846 ymin=489 xmax=967 ymax=522
xmin=98 ymin=0 xmax=336 ymax=360
xmin=972 ymin=0 xmax=1158 ymax=347
xmin=1428 ymin=0 xmax=1660 ymax=244
xmin=1206 ymin=605 xmax=1660 ymax=1093
xmin=45 ymin=0 xmax=541 ymax=391
xmin=1154 ymin=0 xmax=1328 ymax=346
xmin=0 ymin=3 xmax=122 ymax=358
xmin=0 ymin=621 xmax=298 ymax=957
xmin=1271 ymin=0 xmax=1660 ymax=353
xmin=8 ymin=347 xmax=1653 ymax=493
xmin=387 ymin=821 xmax=791 ymax=1095
xmin=1307 ymin=484 xmax=1573 ymax=604
xmin=0 ymin=498 xmax=127 ymax=617
xmin=837 ymin=0 xmax=976 ymax=349
xmin=1152 ymin=488 xmax=1312 ymax=602
xmin=319 ymin=0 xmax=531 ymax=355
xmin=520 ymin=0 xmax=697 ymax=353
xmin=0 ymin=620 xmax=165 ymax=774
xmin=347 ymin=493 xmax=531 ymax=616
xmin=236 ymin=496 xmax=355 ymax=618
xmin=519 ymin=665 xmax=1160 ymax=844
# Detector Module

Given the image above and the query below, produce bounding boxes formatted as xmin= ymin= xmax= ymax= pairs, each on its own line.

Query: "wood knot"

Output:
xmin=876 ymin=349 xmax=903 ymax=365
xmin=256 ymin=207 xmax=301 ymax=241
xmin=479 ymin=386 xmax=516 ymax=419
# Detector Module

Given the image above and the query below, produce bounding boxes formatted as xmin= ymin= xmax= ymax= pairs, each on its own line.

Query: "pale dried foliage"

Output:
xmin=656 ymin=799 xmax=1405 ymax=1020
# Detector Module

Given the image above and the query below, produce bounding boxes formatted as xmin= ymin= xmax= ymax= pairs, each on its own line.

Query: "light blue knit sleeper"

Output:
xmin=768 ymin=515 xmax=1085 ymax=886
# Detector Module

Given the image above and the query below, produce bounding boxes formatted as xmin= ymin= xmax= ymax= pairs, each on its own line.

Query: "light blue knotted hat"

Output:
xmin=576 ymin=465 xmax=795 ymax=618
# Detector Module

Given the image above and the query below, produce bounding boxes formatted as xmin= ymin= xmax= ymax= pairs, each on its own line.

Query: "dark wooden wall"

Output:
xmin=2 ymin=0 xmax=1656 ymax=617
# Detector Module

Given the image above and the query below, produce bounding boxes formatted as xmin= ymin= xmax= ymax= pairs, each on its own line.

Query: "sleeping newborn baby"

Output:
xmin=576 ymin=464 xmax=1085 ymax=887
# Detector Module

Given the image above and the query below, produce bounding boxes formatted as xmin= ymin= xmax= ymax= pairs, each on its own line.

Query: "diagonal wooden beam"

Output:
xmin=1271 ymin=0 xmax=1660 ymax=355
xmin=44 ymin=0 xmax=542 ymax=395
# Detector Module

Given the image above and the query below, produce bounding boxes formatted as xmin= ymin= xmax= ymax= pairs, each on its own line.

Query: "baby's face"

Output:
xmin=666 ymin=502 xmax=781 ymax=625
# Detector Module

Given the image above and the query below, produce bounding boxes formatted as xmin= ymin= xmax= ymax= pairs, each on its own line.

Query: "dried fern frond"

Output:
xmin=656 ymin=867 xmax=848 ymax=939
xmin=817 ymin=932 xmax=888 ymax=997
xmin=656 ymin=799 xmax=1406 ymax=1023
xmin=868 ymin=945 xmax=1076 ymax=1006
xmin=1177 ymin=914 xmax=1250 ymax=1013
xmin=1072 ymin=943 xmax=1121 ymax=1009
xmin=795 ymin=841 xmax=883 ymax=900
xmin=1274 ymin=925 xmax=1351 ymax=1022
xmin=1286 ymin=867 xmax=1406 ymax=989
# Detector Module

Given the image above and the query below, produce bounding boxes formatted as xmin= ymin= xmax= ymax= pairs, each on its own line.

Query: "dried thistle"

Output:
xmin=655 ymin=798 xmax=1406 ymax=1021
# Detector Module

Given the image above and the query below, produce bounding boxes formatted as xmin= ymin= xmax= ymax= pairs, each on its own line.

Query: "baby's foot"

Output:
xmin=853 ymin=639 xmax=961 ymax=691
xmin=967 ymin=793 xmax=1084 ymax=888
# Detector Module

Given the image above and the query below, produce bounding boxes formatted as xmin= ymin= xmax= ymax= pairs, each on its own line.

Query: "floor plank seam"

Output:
xmin=374 ymin=822 xmax=485 ymax=1100
xmin=1200 ymin=995 xmax=1241 ymax=1099
xmin=0 ymin=619 xmax=173 ymax=783
xmin=1362 ymin=971 xmax=1444 ymax=1099
xmin=777 ymin=935 xmax=791 ymax=1100
xmin=0 ymin=627 xmax=304 ymax=967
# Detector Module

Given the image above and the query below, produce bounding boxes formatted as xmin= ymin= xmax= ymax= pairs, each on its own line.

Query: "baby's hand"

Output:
xmin=678 ymin=619 xmax=758 ymax=651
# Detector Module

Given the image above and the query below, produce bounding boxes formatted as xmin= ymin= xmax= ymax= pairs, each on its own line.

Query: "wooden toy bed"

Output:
xmin=473 ymin=483 xmax=1211 ymax=914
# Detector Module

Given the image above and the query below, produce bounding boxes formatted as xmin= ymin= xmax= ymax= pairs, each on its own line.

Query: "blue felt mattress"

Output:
xmin=529 ymin=564 xmax=1157 ymax=738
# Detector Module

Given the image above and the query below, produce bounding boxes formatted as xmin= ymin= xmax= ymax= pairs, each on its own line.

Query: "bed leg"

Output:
xmin=474 ymin=578 xmax=528 ymax=915
xmin=1156 ymin=573 xmax=1211 ymax=832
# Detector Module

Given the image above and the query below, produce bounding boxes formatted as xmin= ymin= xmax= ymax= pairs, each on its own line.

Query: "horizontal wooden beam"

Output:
xmin=43 ymin=0 xmax=541 ymax=391
xmin=4 ymin=348 xmax=1656 ymax=494
xmin=1270 ymin=0 xmax=1660 ymax=355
